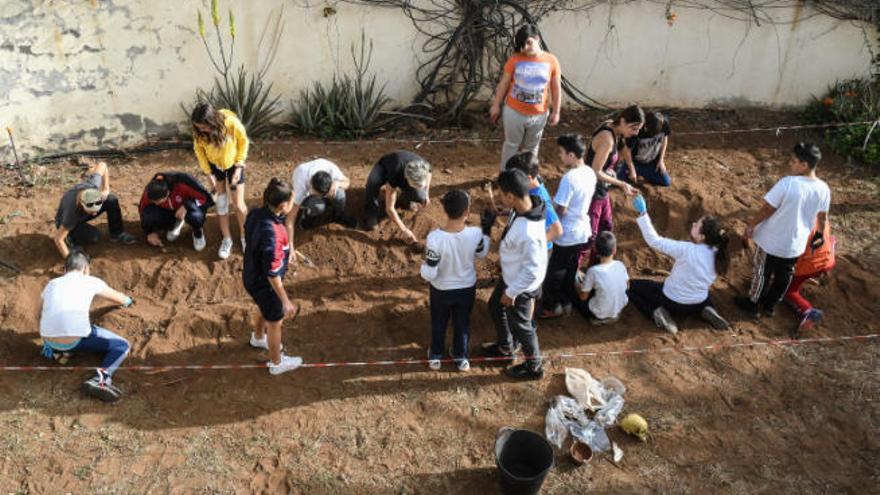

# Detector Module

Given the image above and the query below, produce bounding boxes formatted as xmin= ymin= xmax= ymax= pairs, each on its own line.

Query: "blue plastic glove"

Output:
xmin=122 ymin=296 xmax=134 ymax=308
xmin=632 ymin=194 xmax=647 ymax=215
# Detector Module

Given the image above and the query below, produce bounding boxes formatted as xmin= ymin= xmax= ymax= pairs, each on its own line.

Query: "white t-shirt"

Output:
xmin=752 ymin=176 xmax=831 ymax=259
xmin=553 ymin=165 xmax=597 ymax=246
xmin=290 ymin=159 xmax=348 ymax=206
xmin=579 ymin=260 xmax=629 ymax=319
xmin=40 ymin=272 xmax=109 ymax=338
xmin=420 ymin=227 xmax=489 ymax=290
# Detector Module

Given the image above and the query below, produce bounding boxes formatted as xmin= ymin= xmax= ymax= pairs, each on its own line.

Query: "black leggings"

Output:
xmin=140 ymin=201 xmax=208 ymax=237
xmin=628 ymin=279 xmax=712 ymax=318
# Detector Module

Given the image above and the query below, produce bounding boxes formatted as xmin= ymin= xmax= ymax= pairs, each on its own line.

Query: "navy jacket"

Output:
xmin=243 ymin=207 xmax=291 ymax=291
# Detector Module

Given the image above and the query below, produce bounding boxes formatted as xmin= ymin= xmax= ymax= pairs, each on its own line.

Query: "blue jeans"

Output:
xmin=430 ymin=285 xmax=476 ymax=360
xmin=69 ymin=325 xmax=131 ymax=376
xmin=618 ymin=161 xmax=671 ymax=187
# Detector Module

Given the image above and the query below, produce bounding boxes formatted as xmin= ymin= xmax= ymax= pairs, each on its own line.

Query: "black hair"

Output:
xmin=146 ymin=175 xmax=170 ymax=201
xmin=497 ymin=169 xmax=531 ymax=198
xmin=556 ymin=134 xmax=587 ymax=158
xmin=617 ymin=105 xmax=646 ymax=126
xmin=190 ymin=102 xmax=227 ymax=147
xmin=65 ymin=249 xmax=90 ymax=273
xmin=793 ymin=142 xmax=822 ymax=169
xmin=701 ymin=216 xmax=730 ymax=275
xmin=504 ymin=152 xmax=539 ymax=178
xmin=441 ymin=189 xmax=470 ymax=219
xmin=514 ymin=25 xmax=540 ymax=52
xmin=643 ymin=111 xmax=666 ymax=137
xmin=263 ymin=178 xmax=293 ymax=208
xmin=310 ymin=171 xmax=333 ymax=196
xmin=595 ymin=231 xmax=617 ymax=258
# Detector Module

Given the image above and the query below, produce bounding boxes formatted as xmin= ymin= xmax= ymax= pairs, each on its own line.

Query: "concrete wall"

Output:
xmin=0 ymin=0 xmax=874 ymax=157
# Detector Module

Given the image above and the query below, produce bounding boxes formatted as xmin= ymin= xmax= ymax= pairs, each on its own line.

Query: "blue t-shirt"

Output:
xmin=531 ymin=183 xmax=559 ymax=249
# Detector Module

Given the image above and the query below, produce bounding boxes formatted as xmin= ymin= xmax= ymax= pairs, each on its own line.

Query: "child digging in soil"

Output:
xmin=574 ymin=231 xmax=629 ymax=325
xmin=627 ymin=194 xmax=731 ymax=334
xmin=619 ymin=110 xmax=673 ymax=187
xmin=243 ymin=179 xmax=301 ymax=375
xmin=420 ymin=190 xmax=490 ymax=371
xmin=139 ymin=172 xmax=214 ymax=252
xmin=784 ymin=221 xmax=836 ymax=336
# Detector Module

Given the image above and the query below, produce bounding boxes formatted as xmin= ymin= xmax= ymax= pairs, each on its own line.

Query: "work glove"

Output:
xmin=122 ymin=296 xmax=134 ymax=308
xmin=632 ymin=194 xmax=647 ymax=215
xmin=480 ymin=208 xmax=497 ymax=236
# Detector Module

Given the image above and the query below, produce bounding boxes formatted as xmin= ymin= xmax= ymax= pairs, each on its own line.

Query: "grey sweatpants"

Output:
xmin=500 ymin=105 xmax=549 ymax=170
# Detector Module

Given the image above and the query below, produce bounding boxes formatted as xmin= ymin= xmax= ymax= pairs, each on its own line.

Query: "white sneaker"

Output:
xmin=240 ymin=236 xmax=247 ymax=252
xmin=166 ymin=219 xmax=185 ymax=242
xmin=249 ymin=332 xmax=282 ymax=351
xmin=268 ymin=354 xmax=303 ymax=375
xmin=456 ymin=359 xmax=470 ymax=372
xmin=218 ymin=237 xmax=233 ymax=259
xmin=427 ymin=348 xmax=441 ymax=370
xmin=193 ymin=233 xmax=206 ymax=252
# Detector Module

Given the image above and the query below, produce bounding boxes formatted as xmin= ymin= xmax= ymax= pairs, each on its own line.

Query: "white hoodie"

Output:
xmin=500 ymin=195 xmax=549 ymax=299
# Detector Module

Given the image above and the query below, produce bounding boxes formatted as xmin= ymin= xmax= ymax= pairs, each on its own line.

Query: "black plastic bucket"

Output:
xmin=494 ymin=428 xmax=554 ymax=495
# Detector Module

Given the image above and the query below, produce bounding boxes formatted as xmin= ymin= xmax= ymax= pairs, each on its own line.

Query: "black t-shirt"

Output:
xmin=376 ymin=150 xmax=427 ymax=190
xmin=55 ymin=173 xmax=103 ymax=229
xmin=625 ymin=120 xmax=671 ymax=165
xmin=585 ymin=124 xmax=620 ymax=200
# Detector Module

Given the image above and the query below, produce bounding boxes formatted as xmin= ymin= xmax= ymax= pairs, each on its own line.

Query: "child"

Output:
xmin=619 ymin=111 xmax=672 ymax=187
xmin=503 ymin=151 xmax=563 ymax=249
xmin=242 ymin=178 xmax=301 ymax=375
xmin=138 ymin=172 xmax=214 ymax=251
xmin=574 ymin=231 xmax=628 ymax=325
xmin=538 ymin=133 xmax=598 ymax=318
xmin=585 ymin=106 xmax=643 ymax=248
xmin=491 ymin=24 xmax=561 ymax=170
xmin=52 ymin=161 xmax=136 ymax=259
xmin=481 ymin=169 xmax=549 ymax=380
xmin=738 ymin=143 xmax=830 ymax=319
xmin=784 ymin=221 xmax=835 ymax=334
xmin=420 ymin=190 xmax=490 ymax=371
xmin=361 ymin=150 xmax=432 ymax=244
xmin=287 ymin=158 xmax=356 ymax=251
xmin=627 ymin=195 xmax=731 ymax=334
xmin=191 ymin=103 xmax=250 ymax=259
xmin=40 ymin=250 xmax=134 ymax=402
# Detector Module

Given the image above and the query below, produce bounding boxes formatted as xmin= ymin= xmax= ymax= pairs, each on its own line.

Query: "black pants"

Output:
xmin=489 ymin=281 xmax=541 ymax=367
xmin=541 ymin=242 xmax=589 ymax=311
xmin=140 ymin=200 xmax=208 ymax=237
xmin=69 ymin=194 xmax=124 ymax=245
xmin=429 ymin=285 xmax=476 ymax=360
xmin=628 ymin=279 xmax=712 ymax=318
xmin=298 ymin=188 xmax=347 ymax=229
xmin=362 ymin=164 xmax=424 ymax=230
xmin=747 ymin=247 xmax=798 ymax=311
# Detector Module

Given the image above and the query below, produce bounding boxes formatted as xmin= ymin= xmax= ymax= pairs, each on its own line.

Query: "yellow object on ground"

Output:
xmin=619 ymin=413 xmax=648 ymax=441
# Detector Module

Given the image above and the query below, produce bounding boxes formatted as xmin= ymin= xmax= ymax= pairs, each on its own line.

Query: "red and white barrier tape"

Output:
xmin=2 ymin=333 xmax=877 ymax=372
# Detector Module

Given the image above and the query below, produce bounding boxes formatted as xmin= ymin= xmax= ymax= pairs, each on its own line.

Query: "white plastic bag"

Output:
xmin=565 ymin=368 xmax=607 ymax=411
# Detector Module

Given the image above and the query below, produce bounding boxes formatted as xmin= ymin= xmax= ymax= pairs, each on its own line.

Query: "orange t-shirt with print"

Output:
xmin=503 ymin=52 xmax=560 ymax=116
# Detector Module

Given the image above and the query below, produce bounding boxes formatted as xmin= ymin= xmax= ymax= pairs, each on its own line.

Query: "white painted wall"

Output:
xmin=0 ymin=0 xmax=874 ymax=156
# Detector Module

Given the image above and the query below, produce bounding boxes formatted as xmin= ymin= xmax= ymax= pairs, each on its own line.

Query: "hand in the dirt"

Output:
xmin=146 ymin=232 xmax=163 ymax=247
xmin=489 ymin=104 xmax=501 ymax=124
xmin=500 ymin=293 xmax=515 ymax=307
xmin=480 ymin=208 xmax=497 ymax=235
xmin=403 ymin=228 xmax=418 ymax=244
xmin=632 ymin=194 xmax=647 ymax=215
xmin=622 ymin=183 xmax=637 ymax=197
xmin=549 ymin=112 xmax=560 ymax=126
xmin=175 ymin=206 xmax=186 ymax=220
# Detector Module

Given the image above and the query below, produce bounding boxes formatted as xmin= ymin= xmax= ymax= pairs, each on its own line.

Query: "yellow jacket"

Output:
xmin=193 ymin=109 xmax=249 ymax=174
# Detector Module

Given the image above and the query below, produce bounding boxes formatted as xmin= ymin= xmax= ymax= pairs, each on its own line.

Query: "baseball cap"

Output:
xmin=79 ymin=188 xmax=103 ymax=214
xmin=404 ymin=159 xmax=430 ymax=189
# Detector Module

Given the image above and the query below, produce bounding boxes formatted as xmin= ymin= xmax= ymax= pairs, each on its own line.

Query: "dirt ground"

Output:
xmin=0 ymin=109 xmax=878 ymax=494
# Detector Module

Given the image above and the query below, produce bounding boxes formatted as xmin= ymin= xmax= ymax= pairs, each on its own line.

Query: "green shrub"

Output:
xmin=805 ymin=78 xmax=880 ymax=166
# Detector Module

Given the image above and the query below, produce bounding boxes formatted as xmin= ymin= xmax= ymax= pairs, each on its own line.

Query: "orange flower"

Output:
xmin=844 ymin=91 xmax=857 ymax=97
xmin=822 ymin=97 xmax=834 ymax=106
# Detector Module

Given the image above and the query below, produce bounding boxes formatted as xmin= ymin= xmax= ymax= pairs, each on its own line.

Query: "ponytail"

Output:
xmin=263 ymin=177 xmax=293 ymax=208
xmin=701 ymin=216 xmax=730 ymax=275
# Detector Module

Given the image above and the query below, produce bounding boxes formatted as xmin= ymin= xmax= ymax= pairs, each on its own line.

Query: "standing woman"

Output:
xmin=243 ymin=178 xmax=302 ymax=375
xmin=490 ymin=24 xmax=562 ymax=170
xmin=191 ymin=103 xmax=250 ymax=260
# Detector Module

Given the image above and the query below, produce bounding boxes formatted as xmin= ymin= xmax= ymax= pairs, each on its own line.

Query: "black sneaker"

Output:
xmin=81 ymin=371 xmax=122 ymax=403
xmin=734 ymin=296 xmax=760 ymax=319
xmin=762 ymin=305 xmax=776 ymax=318
xmin=110 ymin=232 xmax=136 ymax=245
xmin=700 ymin=306 xmax=730 ymax=330
xmin=334 ymin=213 xmax=358 ymax=229
xmin=505 ymin=362 xmax=544 ymax=380
xmin=480 ymin=342 xmax=515 ymax=362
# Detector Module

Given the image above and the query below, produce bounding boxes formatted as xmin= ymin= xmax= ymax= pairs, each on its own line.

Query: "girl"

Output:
xmin=191 ymin=103 xmax=250 ymax=260
xmin=242 ymin=178 xmax=301 ymax=375
xmin=586 ymin=105 xmax=643 ymax=247
xmin=627 ymin=194 xmax=731 ymax=334
xmin=490 ymin=24 xmax=562 ymax=170
xmin=138 ymin=172 xmax=214 ymax=251
xmin=619 ymin=111 xmax=672 ymax=187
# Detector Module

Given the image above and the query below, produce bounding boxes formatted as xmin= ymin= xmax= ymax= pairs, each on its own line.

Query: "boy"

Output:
xmin=361 ymin=150 xmax=432 ymax=244
xmin=539 ymin=134 xmax=597 ymax=318
xmin=619 ymin=111 xmax=672 ymax=187
xmin=139 ymin=172 xmax=214 ymax=251
xmin=40 ymin=250 xmax=134 ymax=402
xmin=52 ymin=161 xmax=136 ymax=259
xmin=785 ymin=221 xmax=835 ymax=335
xmin=420 ymin=190 xmax=490 ymax=371
xmin=738 ymin=143 xmax=830 ymax=318
xmin=287 ymin=158 xmax=356 ymax=249
xmin=481 ymin=169 xmax=549 ymax=380
xmin=574 ymin=231 xmax=628 ymax=325
xmin=503 ymin=151 xmax=563 ymax=249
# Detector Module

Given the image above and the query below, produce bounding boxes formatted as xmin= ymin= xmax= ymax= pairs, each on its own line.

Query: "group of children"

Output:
xmin=36 ymin=25 xmax=834 ymax=401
